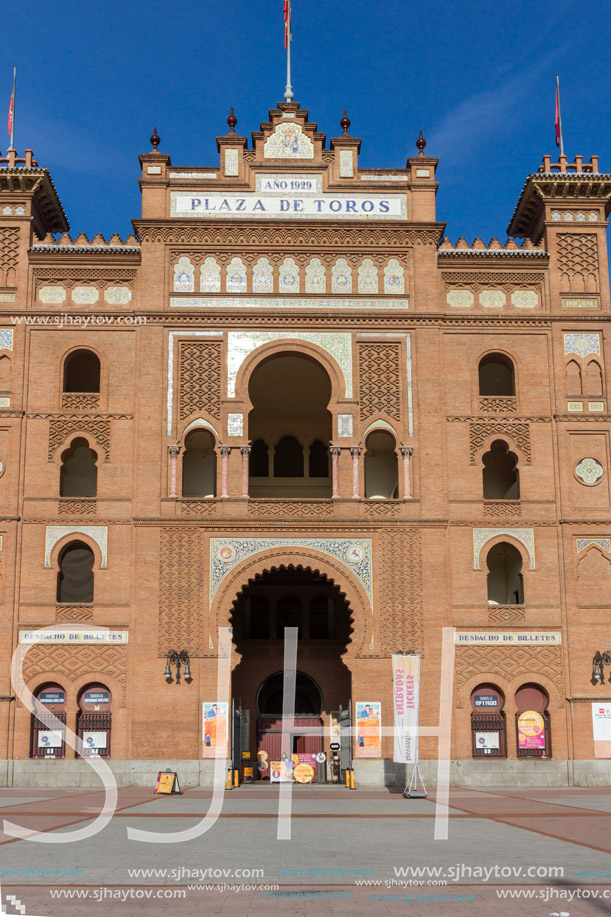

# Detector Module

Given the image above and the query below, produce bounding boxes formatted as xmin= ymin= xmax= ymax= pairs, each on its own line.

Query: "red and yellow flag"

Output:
xmin=284 ymin=0 xmax=291 ymax=48
xmin=7 ymin=88 xmax=14 ymax=138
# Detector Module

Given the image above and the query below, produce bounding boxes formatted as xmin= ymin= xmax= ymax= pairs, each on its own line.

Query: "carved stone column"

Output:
xmin=168 ymin=445 xmax=181 ymax=498
xmin=219 ymin=445 xmax=231 ymax=498
xmin=350 ymin=446 xmax=362 ymax=499
xmin=329 ymin=446 xmax=341 ymax=499
xmin=240 ymin=444 xmax=251 ymax=499
xmin=400 ymin=446 xmax=413 ymax=500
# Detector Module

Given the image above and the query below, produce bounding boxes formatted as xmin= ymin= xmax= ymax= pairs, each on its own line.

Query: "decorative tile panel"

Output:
xmin=39 ymin=285 xmax=66 ymax=305
xmin=263 ymin=122 xmax=314 ymax=159
xmin=358 ymin=258 xmax=379 ymax=294
xmin=567 ymin=402 xmax=583 ymax=412
xmin=473 ymin=528 xmax=535 ymax=570
xmin=337 ymin=414 xmax=353 ymax=437
xmin=562 ymin=297 xmax=599 ymax=309
xmin=575 ymin=457 xmax=604 ymax=485
xmin=332 ymin=258 xmax=352 ymax=294
xmin=447 ymin=289 xmax=473 ymax=308
xmin=383 ymin=259 xmax=405 ymax=294
xmin=227 ymin=331 xmax=352 ymax=398
xmin=226 ymin=257 xmax=247 ymax=293
xmin=253 ymin=257 xmax=273 ymax=293
xmin=227 ymin=413 xmax=244 ymax=437
xmin=224 ymin=149 xmax=239 ymax=177
xmin=279 ymin=257 xmax=300 ymax=293
xmin=174 ymin=256 xmax=194 ymax=293
xmin=564 ymin=333 xmax=600 ymax=357
xmin=104 ymin=286 xmax=132 ymax=304
xmin=200 ymin=256 xmax=221 ymax=293
xmin=577 ymin=538 xmax=611 ymax=553
xmin=589 ymin=401 xmax=605 ymax=412
xmin=479 ymin=290 xmax=506 ymax=308
xmin=72 ymin=286 xmax=99 ymax=305
xmin=210 ymin=537 xmax=372 ymax=601
xmin=45 ymin=526 xmax=108 ymax=568
xmin=305 ymin=258 xmax=326 ymax=293
xmin=0 ymin=293 xmax=15 ymax=304
xmin=0 ymin=329 xmax=13 ymax=351
xmin=339 ymin=150 xmax=354 ymax=178
xmin=511 ymin=290 xmax=538 ymax=308
xmin=171 ymin=296 xmax=407 ymax=310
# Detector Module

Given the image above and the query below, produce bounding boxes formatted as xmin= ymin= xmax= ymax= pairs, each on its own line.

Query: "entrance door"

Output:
xmin=257 ymin=715 xmax=323 ymax=782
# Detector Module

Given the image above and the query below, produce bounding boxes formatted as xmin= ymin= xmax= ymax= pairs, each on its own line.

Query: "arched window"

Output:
xmin=309 ymin=595 xmax=335 ymax=639
xmin=482 ymin=440 xmax=519 ymax=499
xmin=478 ymin=354 xmax=515 ymax=396
xmin=276 ymin=595 xmax=302 ymax=638
xmin=274 ymin=436 xmax=304 ymax=478
xmin=77 ymin=683 xmax=112 ymax=759
xmin=249 ymin=439 xmax=269 ymax=477
xmin=63 ymin=350 xmax=100 ymax=393
xmin=515 ymin=683 xmax=550 ymax=758
xmin=585 ymin=360 xmax=603 ymax=397
xmin=0 ymin=355 xmax=10 ymax=391
xmin=566 ymin=359 xmax=582 ymax=396
xmin=308 ymin=440 xmax=329 ymax=478
xmin=470 ymin=684 xmax=506 ymax=758
xmin=364 ymin=431 xmax=398 ymax=499
xmin=486 ymin=542 xmax=523 ymax=605
xmin=31 ymin=683 xmax=67 ymax=759
xmin=60 ymin=437 xmax=98 ymax=497
xmin=182 ymin=430 xmax=216 ymax=497
xmin=57 ymin=541 xmax=94 ymax=603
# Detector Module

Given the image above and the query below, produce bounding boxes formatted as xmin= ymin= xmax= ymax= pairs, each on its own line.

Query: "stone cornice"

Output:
xmin=508 ymin=172 xmax=611 ymax=238
xmin=0 ymin=168 xmax=69 ymax=234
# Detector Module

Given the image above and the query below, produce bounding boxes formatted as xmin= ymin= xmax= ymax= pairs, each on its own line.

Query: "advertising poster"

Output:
xmin=355 ymin=702 xmax=382 ymax=757
xmin=202 ymin=702 xmax=228 ymax=757
xmin=83 ymin=731 xmax=107 ymax=751
xmin=37 ymin=731 xmax=63 ymax=749
xmin=592 ymin=703 xmax=611 ymax=758
xmin=392 ymin=654 xmax=421 ymax=763
xmin=517 ymin=711 xmax=546 ymax=750
xmin=475 ymin=732 xmax=500 ymax=750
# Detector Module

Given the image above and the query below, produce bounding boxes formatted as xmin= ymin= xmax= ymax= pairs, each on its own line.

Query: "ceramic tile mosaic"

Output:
xmin=224 ymin=148 xmax=239 ymax=177
xmin=227 ymin=413 xmax=244 ymax=437
xmin=332 ymin=258 xmax=352 ymax=294
xmin=253 ymin=257 xmax=274 ymax=293
xmin=71 ymin=286 xmax=99 ymax=305
xmin=363 ymin=418 xmax=399 ymax=437
xmin=577 ymin=538 xmax=611 ymax=553
xmin=166 ymin=330 xmax=224 ymax=435
xmin=200 ymin=257 xmax=221 ymax=293
xmin=589 ymin=212 xmax=600 ymax=221
xmin=210 ymin=537 xmax=372 ymax=601
xmin=45 ymin=526 xmax=108 ymax=568
xmin=360 ymin=174 xmax=408 ymax=182
xmin=174 ymin=257 xmax=194 ymax=293
xmin=39 ymin=286 xmax=66 ymax=305
xmin=0 ymin=398 xmax=9 ymax=407
xmin=511 ymin=290 xmax=538 ymax=309
xmin=358 ymin=259 xmax=379 ymax=294
xmin=0 ymin=330 xmax=14 ymax=351
xmin=384 ymin=259 xmax=405 ymax=294
xmin=338 ymin=414 xmax=354 ymax=437
xmin=226 ymin=331 xmax=352 ymax=398
xmin=563 ymin=334 xmax=600 ymax=357
xmin=104 ymin=287 xmax=132 ymax=305
xmin=279 ymin=257 xmax=300 ymax=293
xmin=589 ymin=402 xmax=605 ymax=412
xmin=567 ymin=402 xmax=583 ymax=412
xmin=562 ymin=297 xmax=599 ymax=309
xmin=226 ymin=257 xmax=247 ymax=293
xmin=170 ymin=296 xmax=408 ymax=310
xmin=447 ymin=289 xmax=474 ymax=308
xmin=480 ymin=290 xmax=506 ymax=308
xmin=575 ymin=457 xmax=604 ymax=485
xmin=473 ymin=528 xmax=535 ymax=570
xmin=0 ymin=293 xmax=15 ymax=304
xmin=263 ymin=121 xmax=314 ymax=159
xmin=256 ymin=173 xmax=323 ymax=194
xmin=305 ymin=258 xmax=326 ymax=293
xmin=339 ymin=150 xmax=354 ymax=178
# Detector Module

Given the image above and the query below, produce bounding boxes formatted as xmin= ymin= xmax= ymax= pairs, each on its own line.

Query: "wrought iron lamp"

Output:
xmin=591 ymin=650 xmax=611 ymax=686
xmin=164 ymin=650 xmax=192 ymax=685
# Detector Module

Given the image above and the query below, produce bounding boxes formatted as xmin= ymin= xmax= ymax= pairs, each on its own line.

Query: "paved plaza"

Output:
xmin=0 ymin=784 xmax=610 ymax=915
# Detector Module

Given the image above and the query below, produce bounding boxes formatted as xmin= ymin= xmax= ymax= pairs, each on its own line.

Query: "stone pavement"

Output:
xmin=0 ymin=784 xmax=610 ymax=915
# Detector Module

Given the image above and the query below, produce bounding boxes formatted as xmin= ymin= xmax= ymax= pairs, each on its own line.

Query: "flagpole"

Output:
xmin=556 ymin=74 xmax=564 ymax=158
xmin=8 ymin=67 xmax=16 ymax=151
xmin=284 ymin=0 xmax=293 ymax=101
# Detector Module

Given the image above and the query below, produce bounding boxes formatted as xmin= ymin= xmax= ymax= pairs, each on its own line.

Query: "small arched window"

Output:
xmin=276 ymin=595 xmax=302 ymax=638
xmin=585 ymin=360 xmax=603 ymax=397
xmin=482 ymin=440 xmax=519 ymax=499
xmin=308 ymin=440 xmax=329 ymax=478
xmin=60 ymin=437 xmax=98 ymax=497
xmin=274 ymin=436 xmax=304 ymax=478
xmin=515 ymin=683 xmax=550 ymax=758
xmin=182 ymin=430 xmax=216 ymax=497
xmin=364 ymin=431 xmax=398 ymax=499
xmin=57 ymin=541 xmax=94 ymax=603
xmin=249 ymin=439 xmax=269 ymax=477
xmin=486 ymin=542 xmax=523 ymax=605
xmin=0 ymin=355 xmax=10 ymax=391
xmin=63 ymin=350 xmax=100 ymax=393
xmin=478 ymin=354 xmax=515 ymax=396
xmin=565 ymin=359 xmax=582 ymax=396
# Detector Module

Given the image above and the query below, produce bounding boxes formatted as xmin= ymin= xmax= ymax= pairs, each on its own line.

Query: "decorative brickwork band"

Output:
xmin=358 ymin=342 xmax=402 ymax=421
xmin=158 ymin=527 xmax=204 ymax=657
xmin=350 ymin=447 xmax=362 ymax=499
xmin=219 ymin=445 xmax=231 ymax=498
xmin=179 ymin=341 xmax=222 ymax=420
xmin=400 ymin=446 xmax=413 ymax=500
xmin=168 ymin=445 xmax=181 ymax=498
xmin=329 ymin=446 xmax=341 ymax=499
xmin=240 ymin=445 xmax=251 ymax=499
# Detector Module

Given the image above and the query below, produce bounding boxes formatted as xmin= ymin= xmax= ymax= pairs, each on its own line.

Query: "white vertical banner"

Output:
xmin=392 ymin=654 xmax=421 ymax=763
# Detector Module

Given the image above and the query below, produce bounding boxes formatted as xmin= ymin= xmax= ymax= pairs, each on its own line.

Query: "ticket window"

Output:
xmin=76 ymin=683 xmax=112 ymax=758
xmin=470 ymin=684 xmax=506 ymax=758
xmin=31 ymin=683 xmax=67 ymax=759
xmin=515 ymin=683 xmax=551 ymax=759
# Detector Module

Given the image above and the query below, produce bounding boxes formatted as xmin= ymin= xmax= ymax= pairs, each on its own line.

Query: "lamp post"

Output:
xmin=164 ymin=650 xmax=192 ymax=685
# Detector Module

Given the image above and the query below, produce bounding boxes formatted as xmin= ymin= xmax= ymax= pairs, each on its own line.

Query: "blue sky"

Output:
xmin=4 ymin=0 xmax=610 ymax=242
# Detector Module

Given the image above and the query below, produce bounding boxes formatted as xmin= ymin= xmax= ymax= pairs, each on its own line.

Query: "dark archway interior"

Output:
xmin=257 ymin=671 xmax=323 ymax=716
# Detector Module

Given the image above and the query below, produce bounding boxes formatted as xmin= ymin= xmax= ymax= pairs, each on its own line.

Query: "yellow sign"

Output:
xmin=294 ymin=763 xmax=315 ymax=784
xmin=155 ymin=771 xmax=181 ymax=794
xmin=518 ymin=711 xmax=544 ymax=737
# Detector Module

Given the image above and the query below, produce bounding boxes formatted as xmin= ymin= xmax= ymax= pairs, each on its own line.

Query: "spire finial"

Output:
xmin=227 ymin=107 xmax=237 ymax=133
xmin=340 ymin=109 xmax=351 ymax=134
xmin=150 ymin=127 xmax=160 ymax=151
xmin=416 ymin=130 xmax=426 ymax=156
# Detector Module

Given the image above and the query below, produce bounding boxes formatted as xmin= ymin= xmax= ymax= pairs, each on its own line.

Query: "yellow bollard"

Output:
xmin=226 ymin=768 xmax=232 ymax=790
xmin=350 ymin=769 xmax=356 ymax=790
xmin=345 ymin=769 xmax=350 ymax=788
xmin=233 ymin=768 xmax=240 ymax=788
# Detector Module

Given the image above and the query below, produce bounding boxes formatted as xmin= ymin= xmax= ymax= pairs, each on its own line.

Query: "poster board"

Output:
xmin=592 ymin=703 xmax=611 ymax=758
xmin=202 ymin=702 xmax=228 ymax=757
xmin=355 ymin=702 xmax=381 ymax=758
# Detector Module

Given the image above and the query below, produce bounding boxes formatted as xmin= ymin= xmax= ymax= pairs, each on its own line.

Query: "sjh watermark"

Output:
xmin=10 ymin=314 xmax=147 ymax=328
